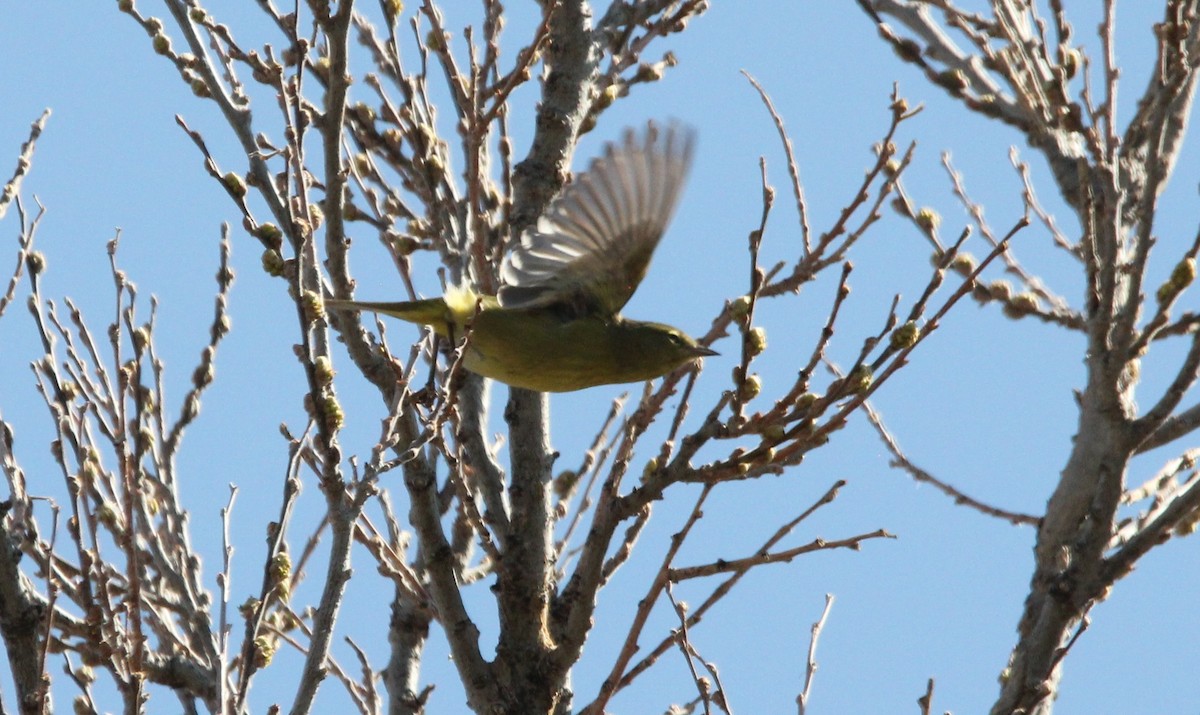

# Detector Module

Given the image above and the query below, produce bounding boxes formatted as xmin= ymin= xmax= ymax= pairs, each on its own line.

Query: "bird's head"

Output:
xmin=620 ymin=321 xmax=718 ymax=381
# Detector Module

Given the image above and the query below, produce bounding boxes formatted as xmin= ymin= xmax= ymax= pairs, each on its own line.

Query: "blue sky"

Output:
xmin=2 ymin=2 xmax=1198 ymax=713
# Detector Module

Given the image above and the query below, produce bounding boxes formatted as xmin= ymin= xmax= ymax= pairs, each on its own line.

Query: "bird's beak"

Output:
xmin=692 ymin=346 xmax=719 ymax=358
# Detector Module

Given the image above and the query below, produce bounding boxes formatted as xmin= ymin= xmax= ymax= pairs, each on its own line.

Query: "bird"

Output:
xmin=328 ymin=120 xmax=715 ymax=392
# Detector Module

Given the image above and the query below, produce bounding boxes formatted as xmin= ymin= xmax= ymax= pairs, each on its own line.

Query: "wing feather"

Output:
xmin=499 ymin=120 xmax=695 ymax=317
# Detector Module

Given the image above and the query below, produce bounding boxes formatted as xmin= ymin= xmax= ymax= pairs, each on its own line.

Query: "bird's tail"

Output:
xmin=326 ymin=297 xmax=453 ymax=335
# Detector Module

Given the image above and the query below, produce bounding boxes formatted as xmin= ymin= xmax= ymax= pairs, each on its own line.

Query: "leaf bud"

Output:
xmin=26 ymin=251 xmax=46 ymax=276
xmin=890 ymin=321 xmax=919 ymax=349
xmin=313 ymin=356 xmax=334 ymax=386
xmin=739 ymin=374 xmax=762 ymax=401
xmin=848 ymin=365 xmax=873 ymax=394
xmin=1004 ymin=293 xmax=1040 ymax=318
xmin=916 ymin=207 xmax=940 ymax=233
xmin=223 ymin=172 xmax=247 ymax=198
xmin=728 ymin=295 xmax=751 ymax=321
xmin=746 ymin=327 xmax=767 ymax=356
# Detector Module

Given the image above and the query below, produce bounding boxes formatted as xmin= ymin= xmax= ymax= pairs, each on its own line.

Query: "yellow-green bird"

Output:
xmin=329 ymin=121 xmax=715 ymax=392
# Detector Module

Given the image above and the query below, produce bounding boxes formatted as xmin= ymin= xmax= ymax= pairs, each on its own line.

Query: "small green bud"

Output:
xmin=189 ymin=7 xmax=206 ymax=23
xmin=118 ymin=0 xmax=134 ymax=11
xmin=596 ymin=83 xmax=621 ymax=109
xmin=728 ymin=295 xmax=751 ymax=321
xmin=312 ymin=57 xmax=332 ymax=80
xmin=239 ymin=597 xmax=260 ymax=618
xmin=353 ymin=153 xmax=372 ymax=175
xmin=384 ymin=0 xmax=404 ymax=21
xmin=935 ymin=69 xmax=968 ymax=94
xmin=260 ymin=250 xmax=284 ymax=277
xmin=322 ymin=395 xmax=344 ymax=432
xmin=193 ymin=363 xmax=215 ymax=388
xmin=1004 ymin=293 xmax=1040 ymax=318
xmin=61 ymin=382 xmax=79 ymax=402
xmin=96 ymin=502 xmax=119 ymax=529
xmin=894 ymin=38 xmax=921 ymax=63
xmin=890 ymin=321 xmax=919 ymax=349
xmin=739 ymin=374 xmax=762 ymax=401
xmin=270 ymin=552 xmax=292 ymax=585
xmin=796 ymin=392 xmax=818 ymax=408
xmin=182 ymin=394 xmax=200 ymax=421
xmin=212 ymin=314 xmax=232 ymax=339
xmin=425 ymin=29 xmax=447 ymax=52
xmin=642 ymin=456 xmax=660 ymax=480
xmin=133 ymin=325 xmax=151 ymax=350
xmin=761 ymin=423 xmax=786 ymax=443
xmin=848 ymin=365 xmax=873 ymax=394
xmin=308 ymin=203 xmax=324 ymax=229
xmin=26 ymin=251 xmax=46 ymax=276
xmin=254 ymin=222 xmax=284 ymax=248
xmin=746 ymin=327 xmax=767 ymax=356
xmin=553 ymin=470 xmax=580 ymax=498
xmin=253 ymin=637 xmax=275 ymax=668
xmin=223 ymin=172 xmax=247 ymax=198
xmin=313 ymin=356 xmax=334 ymax=386
xmin=1060 ymin=47 xmax=1082 ymax=79
xmin=352 ymin=102 xmax=375 ymax=125
xmin=189 ymin=77 xmax=213 ymax=97
xmin=634 ymin=62 xmax=664 ymax=83
xmin=302 ymin=291 xmax=324 ymax=322
xmin=988 ymin=280 xmax=1013 ymax=302
xmin=1172 ymin=257 xmax=1196 ymax=290
xmin=388 ymin=233 xmax=420 ymax=256
xmin=916 ymin=207 xmax=940 ymax=233
xmin=152 ymin=33 xmax=171 ymax=55
xmin=190 ymin=78 xmax=210 ymax=98
xmin=949 ymin=252 xmax=977 ymax=275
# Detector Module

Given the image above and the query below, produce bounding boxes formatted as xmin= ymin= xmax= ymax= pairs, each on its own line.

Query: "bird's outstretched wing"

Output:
xmin=498 ymin=120 xmax=695 ymax=318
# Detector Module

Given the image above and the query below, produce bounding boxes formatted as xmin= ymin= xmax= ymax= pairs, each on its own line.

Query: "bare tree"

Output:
xmin=3 ymin=0 xmax=1196 ymax=714
xmin=855 ymin=1 xmax=1200 ymax=713
xmin=0 ymin=0 xmax=980 ymax=712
